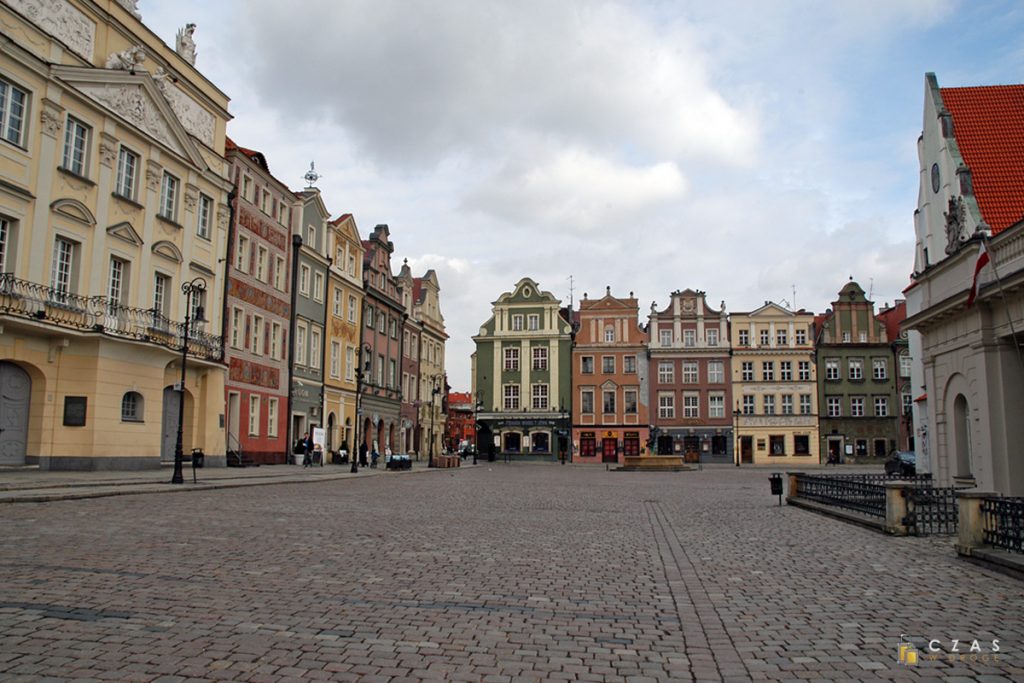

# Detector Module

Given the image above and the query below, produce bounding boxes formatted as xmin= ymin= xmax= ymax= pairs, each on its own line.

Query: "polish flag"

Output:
xmin=967 ymin=242 xmax=990 ymax=307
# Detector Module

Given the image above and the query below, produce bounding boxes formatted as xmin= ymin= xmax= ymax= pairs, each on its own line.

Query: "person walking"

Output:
xmin=359 ymin=442 xmax=368 ymax=467
xmin=302 ymin=432 xmax=314 ymax=468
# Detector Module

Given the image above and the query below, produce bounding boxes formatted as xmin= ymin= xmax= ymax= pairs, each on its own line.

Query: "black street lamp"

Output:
xmin=172 ymin=277 xmax=206 ymax=485
xmin=428 ymin=375 xmax=440 ymax=467
xmin=733 ymin=404 xmax=741 ymax=467
xmin=351 ymin=344 xmax=369 ymax=474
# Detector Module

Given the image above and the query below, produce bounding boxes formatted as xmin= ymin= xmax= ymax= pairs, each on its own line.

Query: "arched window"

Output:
xmin=121 ymin=391 xmax=144 ymax=422
xmin=954 ymin=394 xmax=972 ymax=478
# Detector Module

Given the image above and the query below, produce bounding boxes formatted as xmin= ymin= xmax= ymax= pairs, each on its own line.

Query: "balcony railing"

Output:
xmin=0 ymin=274 xmax=222 ymax=361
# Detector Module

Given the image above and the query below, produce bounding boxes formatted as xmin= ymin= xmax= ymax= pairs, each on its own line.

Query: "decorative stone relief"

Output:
xmin=98 ymin=133 xmax=118 ymax=168
xmin=145 ymin=160 xmax=163 ymax=192
xmin=944 ymin=195 xmax=967 ymax=255
xmin=7 ymin=0 xmax=95 ymax=61
xmin=184 ymin=184 xmax=199 ymax=212
xmin=115 ymin=0 xmax=141 ymax=19
xmin=76 ymin=83 xmax=181 ymax=154
xmin=39 ymin=99 xmax=63 ymax=138
xmin=154 ymin=68 xmax=215 ymax=146
xmin=217 ymin=203 xmax=230 ymax=231
xmin=104 ymin=45 xmax=146 ymax=71
xmin=175 ymin=23 xmax=197 ymax=65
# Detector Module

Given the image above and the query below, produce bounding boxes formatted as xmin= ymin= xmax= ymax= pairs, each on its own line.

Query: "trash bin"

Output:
xmin=190 ymin=448 xmax=205 ymax=468
xmin=769 ymin=473 xmax=783 ymax=495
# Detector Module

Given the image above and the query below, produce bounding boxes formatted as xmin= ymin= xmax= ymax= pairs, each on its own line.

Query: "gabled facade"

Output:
xmin=572 ymin=287 xmax=648 ymax=464
xmin=876 ymin=299 xmax=913 ymax=453
xmin=815 ymin=281 xmax=898 ymax=462
xmin=731 ymin=303 xmax=818 ymax=465
xmin=903 ymin=73 xmax=1024 ymax=494
xmin=289 ymin=188 xmax=330 ymax=453
xmin=0 ymin=1 xmax=232 ymax=468
xmin=647 ymin=289 xmax=732 ymax=463
xmin=473 ymin=278 xmax=571 ymax=460
xmin=323 ymin=213 xmax=363 ymax=457
xmin=413 ymin=269 xmax=447 ymax=461
xmin=395 ymin=260 xmax=422 ymax=456
xmin=360 ymin=224 xmax=404 ymax=454
xmin=445 ymin=391 xmax=475 ymax=451
xmin=223 ymin=139 xmax=297 ymax=464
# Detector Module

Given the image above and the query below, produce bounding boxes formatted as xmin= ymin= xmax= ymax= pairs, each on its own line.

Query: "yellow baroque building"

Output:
xmin=0 ymin=1 xmax=232 ymax=469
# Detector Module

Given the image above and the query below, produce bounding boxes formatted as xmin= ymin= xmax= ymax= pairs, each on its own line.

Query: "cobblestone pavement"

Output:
xmin=0 ymin=465 xmax=1021 ymax=682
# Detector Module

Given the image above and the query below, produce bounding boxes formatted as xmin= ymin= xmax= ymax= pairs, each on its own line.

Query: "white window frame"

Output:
xmin=874 ymin=396 xmax=888 ymax=417
xmin=741 ymin=361 xmax=753 ymax=382
xmin=709 ymin=393 xmax=725 ymax=418
xmin=255 ymin=246 xmax=268 ymax=282
xmin=780 ymin=361 xmax=792 ymax=381
xmin=531 ymin=384 xmax=549 ymax=410
xmin=658 ymin=392 xmax=675 ymax=419
xmin=604 ymin=326 xmax=615 ymax=343
xmin=159 ymin=171 xmax=179 ymax=221
xmin=251 ymin=315 xmax=264 ymax=355
xmin=511 ymin=314 xmax=523 ymax=331
xmin=849 ymin=358 xmax=864 ymax=381
xmin=682 ymin=361 xmax=698 ymax=384
xmin=706 ymin=329 xmax=719 ymax=347
xmin=581 ymin=389 xmax=594 ymax=414
xmin=602 ymin=390 xmax=616 ymax=414
xmin=270 ymin=321 xmax=281 ymax=359
xmin=299 ymin=263 xmax=310 ymax=296
xmin=231 ymin=307 xmax=244 ymax=349
xmin=116 ymin=146 xmax=139 ymax=199
xmin=197 ymin=194 xmax=212 ymax=240
xmin=532 ymin=346 xmax=548 ymax=371
xmin=658 ymin=362 xmax=674 ymax=384
xmin=333 ymin=287 xmax=343 ymax=317
xmin=659 ymin=329 xmax=672 ymax=347
xmin=683 ymin=392 xmax=699 ymax=418
xmin=624 ymin=389 xmax=638 ymax=415
xmin=0 ymin=217 xmax=10 ymax=274
xmin=313 ymin=271 xmax=324 ymax=302
xmin=330 ymin=340 xmax=341 ymax=379
xmin=825 ymin=359 xmax=840 ymax=380
xmin=310 ymin=326 xmax=322 ymax=370
xmin=798 ymin=361 xmax=811 ymax=381
xmin=763 ymin=394 xmax=776 ymax=415
xmin=800 ymin=394 xmax=812 ymax=415
xmin=504 ymin=346 xmax=520 ymax=371
xmin=273 ymin=255 xmax=286 ymax=290
xmin=267 ymin=398 xmax=278 ymax=437
xmin=602 ymin=355 xmax=615 ymax=374
xmin=50 ymin=236 xmax=76 ymax=302
xmin=107 ymin=257 xmax=127 ymax=309
xmin=827 ymin=397 xmax=841 ymax=417
xmin=503 ymin=384 xmax=520 ymax=411
xmin=762 ymin=361 xmax=775 ymax=381
xmin=236 ymin=234 xmax=250 ymax=273
xmin=296 ymin=321 xmax=307 ymax=365
xmin=795 ymin=329 xmax=807 ymax=345
xmin=850 ymin=396 xmax=865 ymax=417
xmin=248 ymin=394 xmax=260 ymax=436
xmin=683 ymin=329 xmax=695 ymax=347
xmin=707 ymin=361 xmax=724 ymax=384
xmin=348 ymin=295 xmax=357 ymax=323
xmin=62 ymin=115 xmax=89 ymax=176
xmin=873 ymin=358 xmax=888 ymax=380
xmin=528 ymin=314 xmax=540 ymax=331
xmin=0 ymin=78 xmax=28 ymax=146
xmin=781 ymin=394 xmax=793 ymax=415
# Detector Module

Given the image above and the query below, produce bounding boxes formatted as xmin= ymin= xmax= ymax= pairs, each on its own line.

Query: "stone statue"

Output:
xmin=116 ymin=0 xmax=141 ymax=19
xmin=176 ymin=23 xmax=197 ymax=65
xmin=944 ymin=195 xmax=966 ymax=255
xmin=104 ymin=45 xmax=146 ymax=71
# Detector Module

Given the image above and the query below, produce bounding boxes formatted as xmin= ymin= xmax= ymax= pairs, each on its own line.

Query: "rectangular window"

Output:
xmin=116 ymin=147 xmax=139 ymax=199
xmin=296 ymin=323 xmax=307 ymax=365
xmin=532 ymin=346 xmax=548 ymax=371
xmin=270 ymin=322 xmax=281 ymax=358
xmin=827 ymin=396 xmax=842 ymax=417
xmin=236 ymin=234 xmax=250 ymax=272
xmin=683 ymin=329 xmax=696 ymax=347
xmin=659 ymin=329 xmax=672 ymax=347
xmin=604 ymin=327 xmax=615 ymax=343
xmin=50 ymin=237 xmax=75 ymax=302
xmin=762 ymin=361 xmax=775 ymax=381
xmin=0 ymin=217 xmax=9 ymax=274
xmin=708 ymin=393 xmax=724 ymax=418
xmin=624 ymin=355 xmax=636 ymax=374
xmin=299 ymin=264 xmax=310 ymax=295
xmin=310 ymin=327 xmax=321 ymax=369
xmin=313 ymin=272 xmax=324 ymax=302
xmin=742 ymin=395 xmax=755 ymax=415
xmin=279 ymin=202 xmax=289 ymax=226
xmin=376 ymin=354 xmax=384 ymax=385
xmin=682 ymin=362 xmax=698 ymax=383
xmin=760 ymin=329 xmax=770 ymax=346
xmin=348 ymin=295 xmax=357 ymax=323
xmin=532 ymin=384 xmax=549 ymax=410
xmin=512 ymin=314 xmax=523 ymax=331
xmin=388 ymin=358 xmax=396 ymax=387
xmin=798 ymin=361 xmax=811 ymax=381
xmin=777 ymin=330 xmax=788 ymax=346
xmin=348 ymin=254 xmax=356 ymax=276
xmin=267 ymin=398 xmax=278 ymax=438
xmin=330 ymin=341 xmax=341 ymax=378
xmin=251 ymin=315 xmax=263 ymax=355
xmin=874 ymin=396 xmax=888 ymax=417
xmin=378 ymin=313 xmax=385 ymax=334
xmin=825 ymin=358 xmax=840 ymax=380
xmin=624 ymin=389 xmax=638 ymax=415
xmin=738 ymin=329 xmax=749 ymax=346
xmin=230 ymin=308 xmax=243 ymax=349
xmin=795 ymin=328 xmax=807 ymax=345
xmin=503 ymin=385 xmax=520 ymax=410
xmin=159 ymin=172 xmax=179 ymax=220
xmin=658 ymin=362 xmax=674 ymax=384
xmin=658 ymin=392 xmax=675 ymax=419
xmin=602 ymin=356 xmax=615 ymax=374
xmin=62 ymin=116 xmax=89 ymax=175
xmin=527 ymin=314 xmax=539 ymax=331
xmin=800 ymin=394 xmax=812 ymax=415
xmin=707 ymin=329 xmax=719 ymax=346
xmin=741 ymin=361 xmax=753 ymax=382
xmin=850 ymin=396 xmax=865 ymax=417
xmin=781 ymin=394 xmax=793 ymax=415
xmin=769 ymin=435 xmax=785 ymax=455
xmin=248 ymin=395 xmax=260 ymax=436
xmin=849 ymin=358 xmax=863 ymax=380
xmin=346 ymin=345 xmax=355 ymax=381
xmin=581 ymin=356 xmax=594 ymax=374
xmin=504 ymin=346 xmax=520 ymax=371
xmin=683 ymin=393 xmax=699 ymax=418
xmin=603 ymin=390 xmax=616 ymax=414
xmin=197 ymin=194 xmax=212 ymax=239
xmin=581 ymin=389 xmax=594 ymax=414
xmin=334 ymin=287 xmax=343 ymax=317
xmin=0 ymin=78 xmax=28 ymax=145
xmin=307 ymin=225 xmax=316 ymax=248
xmin=900 ymin=353 xmax=912 ymax=377
xmin=260 ymin=189 xmax=270 ymax=214
xmin=763 ymin=395 xmax=776 ymax=415
xmin=273 ymin=256 xmax=285 ymax=290
xmin=107 ymin=257 xmax=126 ymax=309
xmin=873 ymin=358 xmax=888 ymax=380
xmin=794 ymin=435 xmax=810 ymax=455
xmin=365 ymin=306 xmax=374 ymax=328
xmin=242 ymin=176 xmax=252 ymax=202
xmin=780 ymin=361 xmax=792 ymax=381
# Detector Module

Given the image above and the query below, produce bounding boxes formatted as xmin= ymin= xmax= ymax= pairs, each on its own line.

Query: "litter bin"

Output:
xmin=190 ymin=448 xmax=205 ymax=468
xmin=769 ymin=472 xmax=783 ymax=505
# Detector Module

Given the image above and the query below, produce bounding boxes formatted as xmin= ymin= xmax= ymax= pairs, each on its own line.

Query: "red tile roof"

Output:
xmin=876 ymin=300 xmax=906 ymax=342
xmin=941 ymin=84 xmax=1024 ymax=234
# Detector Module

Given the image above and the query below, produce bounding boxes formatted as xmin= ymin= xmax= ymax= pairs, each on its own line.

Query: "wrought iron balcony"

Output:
xmin=0 ymin=274 xmax=223 ymax=361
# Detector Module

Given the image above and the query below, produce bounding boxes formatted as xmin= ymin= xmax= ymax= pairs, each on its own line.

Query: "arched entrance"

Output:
xmin=954 ymin=394 xmax=972 ymax=478
xmin=0 ymin=361 xmax=31 ymax=465
xmin=161 ymin=386 xmax=193 ymax=462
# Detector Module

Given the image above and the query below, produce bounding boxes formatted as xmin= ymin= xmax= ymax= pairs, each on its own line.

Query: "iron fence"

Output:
xmin=0 ymin=274 xmax=222 ymax=361
xmin=904 ymin=486 xmax=960 ymax=536
xmin=981 ymin=497 xmax=1024 ymax=555
xmin=815 ymin=472 xmax=934 ymax=486
xmin=794 ymin=473 xmax=886 ymax=518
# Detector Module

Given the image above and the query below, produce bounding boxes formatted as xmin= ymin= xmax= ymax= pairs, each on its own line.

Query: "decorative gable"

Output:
xmin=106 ymin=221 xmax=143 ymax=246
xmin=152 ymin=240 xmax=182 ymax=263
xmin=50 ymin=198 xmax=95 ymax=226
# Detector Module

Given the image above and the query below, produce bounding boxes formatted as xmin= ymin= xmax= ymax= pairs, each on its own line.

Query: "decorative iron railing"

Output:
xmin=981 ymin=497 xmax=1024 ymax=555
xmin=815 ymin=472 xmax=934 ymax=486
xmin=904 ymin=486 xmax=960 ymax=536
xmin=0 ymin=274 xmax=222 ymax=361
xmin=793 ymin=473 xmax=886 ymax=518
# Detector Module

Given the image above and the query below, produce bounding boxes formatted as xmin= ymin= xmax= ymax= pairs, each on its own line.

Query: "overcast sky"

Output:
xmin=143 ymin=0 xmax=1023 ymax=389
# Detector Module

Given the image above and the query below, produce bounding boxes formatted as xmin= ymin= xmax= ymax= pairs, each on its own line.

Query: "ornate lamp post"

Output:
xmin=351 ymin=344 xmax=369 ymax=474
xmin=428 ymin=375 xmax=440 ymax=467
xmin=172 ymin=277 xmax=206 ymax=484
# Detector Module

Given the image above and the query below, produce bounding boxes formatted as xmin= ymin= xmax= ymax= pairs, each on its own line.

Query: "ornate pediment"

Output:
xmin=107 ymin=221 xmax=143 ymax=246
xmin=152 ymin=240 xmax=183 ymax=263
xmin=7 ymin=0 xmax=95 ymax=61
xmin=50 ymin=198 xmax=95 ymax=226
xmin=51 ymin=66 xmax=208 ymax=171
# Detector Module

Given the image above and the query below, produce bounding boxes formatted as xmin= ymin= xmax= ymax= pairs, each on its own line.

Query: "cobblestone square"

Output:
xmin=1 ymin=466 xmax=1021 ymax=681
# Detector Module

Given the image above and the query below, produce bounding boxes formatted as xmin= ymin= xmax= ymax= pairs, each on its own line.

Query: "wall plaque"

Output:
xmin=63 ymin=396 xmax=87 ymax=426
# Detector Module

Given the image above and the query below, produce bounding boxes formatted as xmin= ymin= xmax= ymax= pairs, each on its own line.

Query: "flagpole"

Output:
xmin=978 ymin=233 xmax=1024 ymax=372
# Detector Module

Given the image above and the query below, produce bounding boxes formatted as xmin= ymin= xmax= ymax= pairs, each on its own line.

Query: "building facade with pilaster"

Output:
xmin=0 ymin=0 xmax=231 ymax=469
xmin=473 ymin=278 xmax=571 ymax=460
xmin=413 ymin=269 xmax=447 ymax=460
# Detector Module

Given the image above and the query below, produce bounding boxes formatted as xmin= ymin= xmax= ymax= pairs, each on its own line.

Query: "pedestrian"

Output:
xmin=302 ymin=432 xmax=314 ymax=468
xmin=339 ymin=440 xmax=349 ymax=464
xmin=371 ymin=447 xmax=379 ymax=469
xmin=359 ymin=442 xmax=368 ymax=467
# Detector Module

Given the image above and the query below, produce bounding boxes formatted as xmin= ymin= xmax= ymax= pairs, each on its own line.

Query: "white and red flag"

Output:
xmin=967 ymin=241 xmax=990 ymax=307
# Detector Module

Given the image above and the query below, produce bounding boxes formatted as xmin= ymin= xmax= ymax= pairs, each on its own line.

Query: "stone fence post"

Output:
xmin=956 ymin=490 xmax=998 ymax=555
xmin=885 ymin=482 xmax=909 ymax=535
xmin=786 ymin=472 xmax=799 ymax=502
